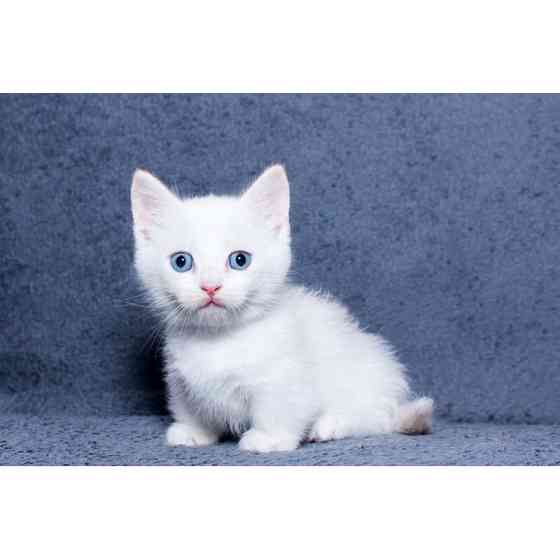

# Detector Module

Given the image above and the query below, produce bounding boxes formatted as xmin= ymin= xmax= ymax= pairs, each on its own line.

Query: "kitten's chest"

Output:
xmin=167 ymin=320 xmax=284 ymax=382
xmin=171 ymin=335 xmax=262 ymax=383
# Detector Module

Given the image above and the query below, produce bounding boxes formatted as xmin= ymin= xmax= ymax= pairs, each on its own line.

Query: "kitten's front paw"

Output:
xmin=166 ymin=422 xmax=218 ymax=447
xmin=239 ymin=429 xmax=299 ymax=453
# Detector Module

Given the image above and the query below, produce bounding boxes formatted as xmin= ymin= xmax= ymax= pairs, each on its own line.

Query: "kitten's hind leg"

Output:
xmin=309 ymin=397 xmax=435 ymax=443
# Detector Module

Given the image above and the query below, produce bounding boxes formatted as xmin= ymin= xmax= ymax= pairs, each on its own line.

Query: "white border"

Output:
xmin=2 ymin=1 xmax=560 ymax=92
xmin=1 ymin=467 xmax=558 ymax=559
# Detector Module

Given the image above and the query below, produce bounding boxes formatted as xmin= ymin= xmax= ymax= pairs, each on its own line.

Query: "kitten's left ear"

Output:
xmin=241 ymin=164 xmax=290 ymax=234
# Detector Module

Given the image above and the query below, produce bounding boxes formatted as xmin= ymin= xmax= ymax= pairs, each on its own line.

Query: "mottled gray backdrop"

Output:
xmin=1 ymin=94 xmax=559 ymax=423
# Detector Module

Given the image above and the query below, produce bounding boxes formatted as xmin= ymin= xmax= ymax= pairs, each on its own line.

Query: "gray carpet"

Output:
xmin=1 ymin=415 xmax=558 ymax=466
xmin=1 ymin=94 xmax=559 ymax=465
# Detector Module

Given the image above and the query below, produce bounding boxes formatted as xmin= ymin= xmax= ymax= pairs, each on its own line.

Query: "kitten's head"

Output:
xmin=131 ymin=165 xmax=291 ymax=332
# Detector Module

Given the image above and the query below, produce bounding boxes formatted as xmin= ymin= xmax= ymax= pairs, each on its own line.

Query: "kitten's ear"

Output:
xmin=241 ymin=164 xmax=290 ymax=234
xmin=131 ymin=169 xmax=178 ymax=240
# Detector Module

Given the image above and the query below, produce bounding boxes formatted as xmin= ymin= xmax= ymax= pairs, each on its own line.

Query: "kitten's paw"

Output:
xmin=166 ymin=422 xmax=218 ymax=447
xmin=308 ymin=415 xmax=347 ymax=442
xmin=239 ymin=429 xmax=299 ymax=453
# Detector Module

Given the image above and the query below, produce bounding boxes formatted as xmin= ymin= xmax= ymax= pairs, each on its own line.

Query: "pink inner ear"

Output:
xmin=132 ymin=197 xmax=158 ymax=239
xmin=242 ymin=165 xmax=290 ymax=231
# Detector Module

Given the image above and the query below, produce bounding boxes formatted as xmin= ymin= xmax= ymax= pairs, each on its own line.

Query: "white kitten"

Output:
xmin=131 ymin=165 xmax=433 ymax=453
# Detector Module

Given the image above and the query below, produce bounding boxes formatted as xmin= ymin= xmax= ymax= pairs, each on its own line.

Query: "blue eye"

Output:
xmin=170 ymin=252 xmax=193 ymax=272
xmin=228 ymin=251 xmax=251 ymax=270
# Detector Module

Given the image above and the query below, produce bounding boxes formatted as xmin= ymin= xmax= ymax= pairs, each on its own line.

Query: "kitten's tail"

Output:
xmin=397 ymin=397 xmax=434 ymax=435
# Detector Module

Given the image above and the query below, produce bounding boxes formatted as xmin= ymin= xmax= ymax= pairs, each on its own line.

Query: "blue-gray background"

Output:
xmin=1 ymin=94 xmax=559 ymax=424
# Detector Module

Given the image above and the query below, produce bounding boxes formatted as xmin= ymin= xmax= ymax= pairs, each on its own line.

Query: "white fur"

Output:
xmin=131 ymin=165 xmax=433 ymax=453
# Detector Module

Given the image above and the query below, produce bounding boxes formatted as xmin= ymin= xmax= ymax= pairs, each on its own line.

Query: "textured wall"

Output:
xmin=1 ymin=94 xmax=558 ymax=422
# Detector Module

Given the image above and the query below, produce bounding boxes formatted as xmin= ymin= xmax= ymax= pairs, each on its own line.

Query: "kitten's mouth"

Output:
xmin=199 ymin=299 xmax=225 ymax=310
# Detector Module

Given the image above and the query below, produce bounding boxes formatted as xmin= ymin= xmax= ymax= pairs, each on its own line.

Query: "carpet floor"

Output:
xmin=1 ymin=415 xmax=558 ymax=466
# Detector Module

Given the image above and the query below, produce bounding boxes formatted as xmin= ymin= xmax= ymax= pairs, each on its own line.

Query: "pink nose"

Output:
xmin=201 ymin=285 xmax=221 ymax=296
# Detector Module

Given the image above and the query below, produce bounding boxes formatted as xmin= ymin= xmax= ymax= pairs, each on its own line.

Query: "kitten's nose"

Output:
xmin=200 ymin=285 xmax=222 ymax=297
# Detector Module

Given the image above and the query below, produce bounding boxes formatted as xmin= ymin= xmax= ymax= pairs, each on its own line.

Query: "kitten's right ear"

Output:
xmin=131 ymin=169 xmax=178 ymax=240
